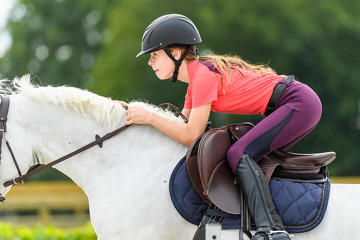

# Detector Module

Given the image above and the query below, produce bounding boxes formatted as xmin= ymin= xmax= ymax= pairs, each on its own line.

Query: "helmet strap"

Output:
xmin=164 ymin=46 xmax=191 ymax=82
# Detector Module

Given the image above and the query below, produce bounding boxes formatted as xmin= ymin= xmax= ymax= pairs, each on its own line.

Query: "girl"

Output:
xmin=119 ymin=14 xmax=322 ymax=240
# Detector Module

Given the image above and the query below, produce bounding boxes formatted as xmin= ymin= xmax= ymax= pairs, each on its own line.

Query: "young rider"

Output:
xmin=119 ymin=14 xmax=322 ymax=240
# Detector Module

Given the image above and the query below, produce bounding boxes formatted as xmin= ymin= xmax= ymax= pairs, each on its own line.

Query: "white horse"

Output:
xmin=0 ymin=75 xmax=359 ymax=240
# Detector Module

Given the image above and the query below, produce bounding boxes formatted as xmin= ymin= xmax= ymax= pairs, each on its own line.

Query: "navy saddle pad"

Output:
xmin=169 ymin=156 xmax=331 ymax=233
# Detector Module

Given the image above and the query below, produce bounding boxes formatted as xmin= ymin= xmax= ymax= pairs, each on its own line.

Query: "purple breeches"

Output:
xmin=226 ymin=79 xmax=322 ymax=173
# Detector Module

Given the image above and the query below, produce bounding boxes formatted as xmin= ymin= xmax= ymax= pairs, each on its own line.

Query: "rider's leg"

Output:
xmin=230 ymin=107 xmax=298 ymax=240
xmin=226 ymin=81 xmax=322 ymax=239
xmin=278 ymin=125 xmax=315 ymax=151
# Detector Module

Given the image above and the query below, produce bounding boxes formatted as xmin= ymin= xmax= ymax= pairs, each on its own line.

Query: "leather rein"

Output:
xmin=0 ymin=97 xmax=186 ymax=203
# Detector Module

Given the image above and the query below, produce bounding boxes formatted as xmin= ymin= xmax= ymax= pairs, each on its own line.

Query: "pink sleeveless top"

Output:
xmin=184 ymin=60 xmax=286 ymax=115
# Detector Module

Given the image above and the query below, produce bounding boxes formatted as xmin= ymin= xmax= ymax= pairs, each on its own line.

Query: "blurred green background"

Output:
xmin=0 ymin=0 xmax=359 ymax=180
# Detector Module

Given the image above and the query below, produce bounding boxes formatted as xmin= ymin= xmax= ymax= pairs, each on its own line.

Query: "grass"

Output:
xmin=0 ymin=222 xmax=96 ymax=240
xmin=330 ymin=176 xmax=360 ymax=184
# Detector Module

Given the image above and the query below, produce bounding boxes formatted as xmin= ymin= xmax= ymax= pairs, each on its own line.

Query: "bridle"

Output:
xmin=0 ymin=96 xmax=187 ymax=203
xmin=0 ymin=96 xmax=12 ymax=202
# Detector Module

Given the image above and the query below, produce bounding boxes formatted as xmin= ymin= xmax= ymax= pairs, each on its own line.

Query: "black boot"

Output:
xmin=235 ymin=154 xmax=291 ymax=240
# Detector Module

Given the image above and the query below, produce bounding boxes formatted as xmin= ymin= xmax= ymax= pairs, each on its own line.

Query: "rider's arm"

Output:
xmin=149 ymin=104 xmax=210 ymax=146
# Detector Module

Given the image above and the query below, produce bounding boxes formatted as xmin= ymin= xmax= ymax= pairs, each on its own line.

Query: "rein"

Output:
xmin=0 ymin=96 xmax=130 ymax=194
xmin=158 ymin=103 xmax=188 ymax=123
xmin=3 ymin=124 xmax=129 ymax=187
xmin=0 ymin=97 xmax=186 ymax=202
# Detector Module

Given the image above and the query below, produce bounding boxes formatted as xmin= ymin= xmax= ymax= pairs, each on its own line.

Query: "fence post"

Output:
xmin=39 ymin=205 xmax=50 ymax=225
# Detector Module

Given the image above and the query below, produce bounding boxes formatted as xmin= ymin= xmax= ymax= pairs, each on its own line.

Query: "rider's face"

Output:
xmin=148 ymin=49 xmax=175 ymax=80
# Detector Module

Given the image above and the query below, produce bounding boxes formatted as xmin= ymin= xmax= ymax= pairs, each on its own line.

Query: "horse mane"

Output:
xmin=0 ymin=75 xmax=183 ymax=127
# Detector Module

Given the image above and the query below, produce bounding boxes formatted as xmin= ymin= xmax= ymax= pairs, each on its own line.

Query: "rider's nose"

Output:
xmin=148 ymin=57 xmax=153 ymax=66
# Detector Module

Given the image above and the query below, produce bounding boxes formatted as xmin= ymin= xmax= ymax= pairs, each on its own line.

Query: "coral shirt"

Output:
xmin=184 ymin=60 xmax=286 ymax=115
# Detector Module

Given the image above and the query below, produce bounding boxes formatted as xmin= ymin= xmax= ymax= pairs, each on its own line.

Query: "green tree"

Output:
xmin=90 ymin=0 xmax=360 ymax=175
xmin=0 ymin=0 xmax=114 ymax=87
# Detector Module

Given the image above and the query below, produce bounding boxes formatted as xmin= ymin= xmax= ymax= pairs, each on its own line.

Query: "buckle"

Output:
xmin=256 ymin=228 xmax=294 ymax=239
xmin=0 ymin=195 xmax=5 ymax=203
xmin=0 ymin=129 xmax=6 ymax=139
xmin=4 ymin=179 xmax=16 ymax=187
xmin=269 ymin=230 xmax=294 ymax=239
xmin=4 ymin=178 xmax=24 ymax=187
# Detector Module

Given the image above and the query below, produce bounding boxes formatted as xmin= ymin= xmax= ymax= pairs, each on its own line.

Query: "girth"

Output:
xmin=186 ymin=123 xmax=335 ymax=215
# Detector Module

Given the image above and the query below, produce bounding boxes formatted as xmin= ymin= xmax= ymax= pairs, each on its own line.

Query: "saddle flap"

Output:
xmin=197 ymin=127 xmax=232 ymax=193
xmin=206 ymin=160 xmax=241 ymax=215
xmin=186 ymin=155 xmax=210 ymax=203
xmin=186 ymin=123 xmax=253 ymax=210
xmin=198 ymin=123 xmax=253 ymax=194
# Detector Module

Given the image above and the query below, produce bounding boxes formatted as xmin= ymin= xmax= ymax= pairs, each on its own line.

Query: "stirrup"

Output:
xmin=255 ymin=228 xmax=294 ymax=239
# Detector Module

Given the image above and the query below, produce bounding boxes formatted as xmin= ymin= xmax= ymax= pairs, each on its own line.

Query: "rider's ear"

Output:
xmin=172 ymin=49 xmax=182 ymax=61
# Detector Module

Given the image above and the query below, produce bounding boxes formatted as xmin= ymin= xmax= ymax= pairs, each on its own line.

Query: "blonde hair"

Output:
xmin=167 ymin=45 xmax=276 ymax=90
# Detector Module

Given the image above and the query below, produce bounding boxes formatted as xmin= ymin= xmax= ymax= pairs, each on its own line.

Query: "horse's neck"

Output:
xmin=7 ymin=95 xmax=188 ymax=197
xmin=7 ymin=95 xmax=118 ymax=189
xmin=49 ymin=125 xmax=188 ymax=198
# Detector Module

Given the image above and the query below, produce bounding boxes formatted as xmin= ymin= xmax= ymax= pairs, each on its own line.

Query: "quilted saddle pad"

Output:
xmin=169 ymin=156 xmax=330 ymax=233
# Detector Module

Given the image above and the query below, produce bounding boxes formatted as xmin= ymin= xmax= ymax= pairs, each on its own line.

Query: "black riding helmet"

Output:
xmin=136 ymin=14 xmax=202 ymax=82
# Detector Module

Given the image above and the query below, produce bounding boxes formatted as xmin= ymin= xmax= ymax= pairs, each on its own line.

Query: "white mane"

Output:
xmin=0 ymin=75 xmax=184 ymax=127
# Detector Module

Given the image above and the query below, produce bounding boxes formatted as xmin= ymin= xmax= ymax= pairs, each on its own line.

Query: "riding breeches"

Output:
xmin=226 ymin=79 xmax=322 ymax=173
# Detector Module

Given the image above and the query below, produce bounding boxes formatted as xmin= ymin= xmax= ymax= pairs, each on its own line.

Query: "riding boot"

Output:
xmin=235 ymin=154 xmax=291 ymax=240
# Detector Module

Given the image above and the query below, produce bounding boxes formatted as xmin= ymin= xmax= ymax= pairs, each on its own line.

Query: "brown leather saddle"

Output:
xmin=186 ymin=123 xmax=336 ymax=215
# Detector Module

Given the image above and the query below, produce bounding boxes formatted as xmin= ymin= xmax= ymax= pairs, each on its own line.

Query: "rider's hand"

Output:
xmin=125 ymin=105 xmax=152 ymax=125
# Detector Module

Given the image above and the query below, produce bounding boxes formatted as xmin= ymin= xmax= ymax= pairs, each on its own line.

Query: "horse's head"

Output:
xmin=0 ymin=93 xmax=38 ymax=203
